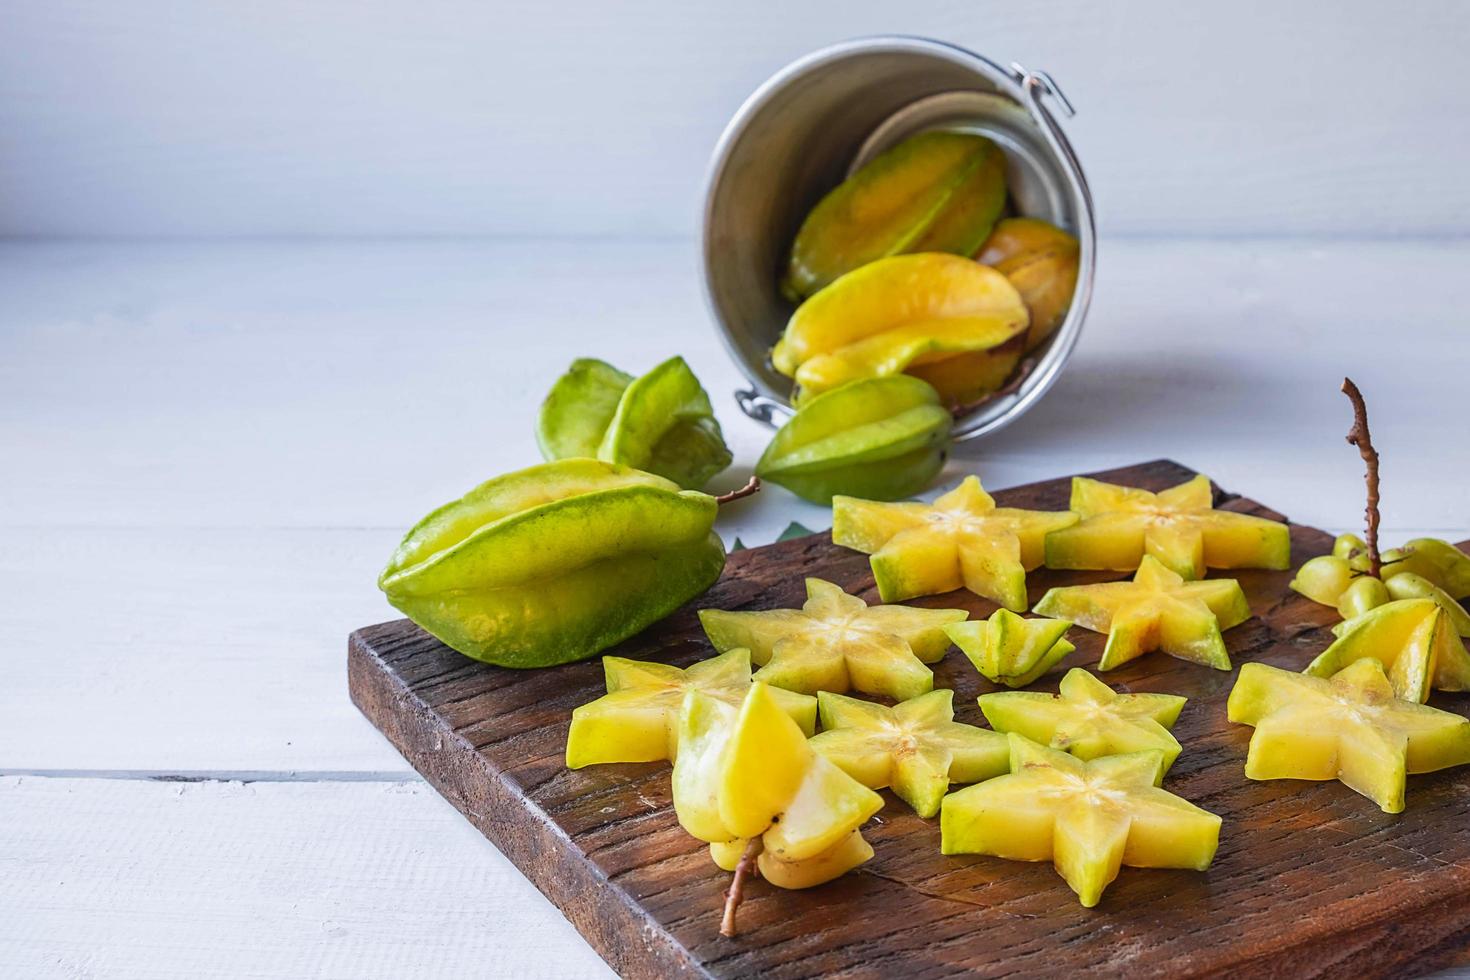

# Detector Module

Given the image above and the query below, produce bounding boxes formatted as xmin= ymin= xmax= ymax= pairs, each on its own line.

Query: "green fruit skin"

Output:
xmin=380 ymin=459 xmax=725 ymax=668
xmin=535 ymin=358 xmax=633 ymax=460
xmin=755 ymin=376 xmax=952 ymax=505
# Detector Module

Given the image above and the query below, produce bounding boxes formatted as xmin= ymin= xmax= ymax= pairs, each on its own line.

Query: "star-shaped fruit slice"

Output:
xmin=1228 ymin=658 xmax=1470 ymax=813
xmin=698 ymin=578 xmax=967 ymax=701
xmin=832 ymin=475 xmax=1077 ymax=609
xmin=1033 ymin=555 xmax=1250 ymax=671
xmin=944 ymin=608 xmax=1075 ymax=688
xmin=941 ymin=734 xmax=1220 ymax=907
xmin=673 ymin=682 xmax=884 ymax=888
xmin=565 ymin=648 xmax=816 ymax=768
xmin=1303 ymin=598 xmax=1470 ymax=703
xmin=978 ymin=668 xmax=1187 ymax=775
xmin=808 ymin=689 xmax=1009 ymax=817
xmin=1044 ymin=474 xmax=1290 ymax=580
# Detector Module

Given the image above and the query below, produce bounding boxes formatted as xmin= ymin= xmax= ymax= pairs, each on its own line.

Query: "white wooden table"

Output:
xmin=4 ymin=237 xmax=1468 ymax=978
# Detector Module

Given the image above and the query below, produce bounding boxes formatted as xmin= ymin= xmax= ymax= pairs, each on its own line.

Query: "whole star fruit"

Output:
xmin=1228 ymin=658 xmax=1470 ymax=813
xmin=772 ymin=253 xmax=1029 ymax=405
xmin=698 ymin=578 xmax=967 ymax=701
xmin=1043 ymin=474 xmax=1291 ymax=580
xmin=978 ymin=668 xmax=1187 ymax=776
xmin=832 ymin=475 xmax=1078 ymax=610
xmin=782 ymin=131 xmax=1007 ymax=301
xmin=944 ymin=608 xmax=1075 ymax=688
xmin=1033 ymin=555 xmax=1250 ymax=672
xmin=808 ymin=689 xmax=1009 ymax=818
xmin=379 ymin=459 xmax=725 ymax=667
xmin=1385 ymin=573 xmax=1470 ymax=637
xmin=672 ymin=683 xmax=883 ymax=887
xmin=974 ymin=217 xmax=1081 ymax=351
xmin=1303 ymin=598 xmax=1470 ymax=702
xmin=754 ymin=375 xmax=951 ymax=505
xmin=564 ymin=648 xmax=816 ymax=768
xmin=536 ymin=355 xmax=731 ymax=490
xmin=940 ymin=734 xmax=1221 ymax=908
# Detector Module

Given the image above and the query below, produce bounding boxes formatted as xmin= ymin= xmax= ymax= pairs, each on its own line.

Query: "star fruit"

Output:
xmin=379 ymin=459 xmax=725 ymax=667
xmin=808 ymin=690 xmax=1009 ymax=818
xmin=1228 ymin=658 xmax=1470 ymax=813
xmin=782 ymin=131 xmax=1008 ymax=301
xmin=698 ymin=578 xmax=966 ymax=700
xmin=755 ymin=375 xmax=952 ymax=504
xmin=832 ymin=475 xmax=1078 ymax=610
xmin=564 ymin=648 xmax=816 ymax=768
xmin=978 ymin=668 xmax=1187 ymax=775
xmin=674 ymin=682 xmax=884 ymax=888
xmin=940 ymin=734 xmax=1221 ymax=907
xmin=974 ymin=217 xmax=1081 ymax=352
xmin=1033 ymin=555 xmax=1250 ymax=671
xmin=1303 ymin=598 xmax=1470 ymax=702
xmin=1291 ymin=535 xmax=1470 ymax=622
xmin=943 ymin=608 xmax=1075 ymax=688
xmin=536 ymin=355 xmax=732 ymax=490
xmin=772 ymin=253 xmax=1029 ymax=405
xmin=1043 ymin=474 xmax=1291 ymax=580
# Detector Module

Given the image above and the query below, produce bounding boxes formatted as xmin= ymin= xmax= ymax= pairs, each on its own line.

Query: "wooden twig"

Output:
xmin=715 ymin=475 xmax=761 ymax=506
xmin=1341 ymin=377 xmax=1382 ymax=578
xmin=719 ymin=837 xmax=763 ymax=938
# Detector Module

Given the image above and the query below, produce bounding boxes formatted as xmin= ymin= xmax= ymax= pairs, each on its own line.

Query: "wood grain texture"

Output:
xmin=349 ymin=459 xmax=1470 ymax=979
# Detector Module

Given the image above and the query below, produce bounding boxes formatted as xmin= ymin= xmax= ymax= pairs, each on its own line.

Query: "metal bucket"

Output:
xmin=701 ymin=35 xmax=1095 ymax=442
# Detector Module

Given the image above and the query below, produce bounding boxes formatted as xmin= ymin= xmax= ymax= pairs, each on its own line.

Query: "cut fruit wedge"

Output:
xmin=979 ymin=668 xmax=1187 ymax=775
xmin=1033 ymin=555 xmax=1249 ymax=671
xmin=809 ymin=689 xmax=1009 ymax=818
xmin=940 ymin=734 xmax=1220 ymax=907
xmin=698 ymin=578 xmax=967 ymax=700
xmin=1304 ymin=598 xmax=1470 ymax=702
xmin=944 ymin=609 xmax=1075 ymax=688
xmin=832 ymin=475 xmax=1077 ymax=610
xmin=1228 ymin=658 xmax=1470 ymax=813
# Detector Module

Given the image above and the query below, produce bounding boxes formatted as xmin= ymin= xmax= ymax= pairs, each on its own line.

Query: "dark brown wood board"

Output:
xmin=348 ymin=459 xmax=1470 ymax=979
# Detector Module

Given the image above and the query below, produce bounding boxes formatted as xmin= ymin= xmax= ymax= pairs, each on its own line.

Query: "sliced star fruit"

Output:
xmin=974 ymin=217 xmax=1081 ymax=351
xmin=1033 ymin=555 xmax=1250 ymax=671
xmin=698 ymin=578 xmax=966 ymax=701
xmin=809 ymin=689 xmax=1009 ymax=818
xmin=1385 ymin=573 xmax=1470 ymax=636
xmin=783 ymin=131 xmax=1007 ymax=301
xmin=1043 ymin=474 xmax=1291 ymax=580
xmin=940 ymin=734 xmax=1220 ymax=908
xmin=565 ymin=648 xmax=816 ymax=768
xmin=536 ymin=355 xmax=731 ymax=490
xmin=1304 ymin=597 xmax=1470 ymax=702
xmin=1228 ymin=658 xmax=1470 ymax=813
xmin=772 ymin=253 xmax=1029 ymax=405
xmin=979 ymin=668 xmax=1186 ymax=776
xmin=832 ymin=475 xmax=1077 ymax=610
xmin=944 ymin=608 xmax=1075 ymax=688
xmin=755 ymin=375 xmax=951 ymax=504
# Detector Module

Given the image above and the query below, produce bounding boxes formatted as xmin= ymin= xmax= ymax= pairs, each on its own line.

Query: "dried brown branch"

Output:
xmin=1341 ymin=377 xmax=1382 ymax=578
xmin=715 ymin=475 xmax=761 ymax=506
xmin=719 ymin=837 xmax=763 ymax=938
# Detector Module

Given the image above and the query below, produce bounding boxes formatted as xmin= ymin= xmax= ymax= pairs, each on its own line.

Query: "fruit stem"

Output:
xmin=715 ymin=476 xmax=761 ymax=506
xmin=719 ymin=837 xmax=763 ymax=938
xmin=1341 ymin=377 xmax=1382 ymax=578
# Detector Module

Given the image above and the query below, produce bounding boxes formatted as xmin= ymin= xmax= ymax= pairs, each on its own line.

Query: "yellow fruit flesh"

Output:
xmin=1228 ymin=658 xmax=1470 ymax=813
xmin=710 ymin=830 xmax=875 ymax=889
xmin=1033 ymin=555 xmax=1249 ymax=671
xmin=832 ymin=476 xmax=1077 ymax=610
xmin=979 ymin=668 xmax=1186 ymax=774
xmin=940 ymin=735 xmax=1220 ymax=907
xmin=1304 ymin=598 xmax=1470 ymax=702
xmin=944 ymin=609 xmax=1075 ymax=688
xmin=1044 ymin=475 xmax=1291 ymax=579
xmin=809 ymin=690 xmax=1009 ymax=818
xmin=698 ymin=578 xmax=967 ymax=700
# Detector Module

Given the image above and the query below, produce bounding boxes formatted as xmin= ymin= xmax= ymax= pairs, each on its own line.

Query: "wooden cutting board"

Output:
xmin=348 ymin=459 xmax=1470 ymax=979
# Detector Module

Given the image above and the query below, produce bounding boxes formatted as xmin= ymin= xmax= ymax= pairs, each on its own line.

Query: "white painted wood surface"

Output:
xmin=3 ymin=0 xmax=1470 ymax=238
xmin=3 ymin=238 xmax=1469 ymax=976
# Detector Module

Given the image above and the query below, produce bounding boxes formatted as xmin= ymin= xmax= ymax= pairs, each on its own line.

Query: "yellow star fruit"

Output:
xmin=832 ymin=475 xmax=1078 ymax=610
xmin=1228 ymin=658 xmax=1470 ymax=813
xmin=808 ymin=689 xmax=1009 ymax=818
xmin=1303 ymin=598 xmax=1470 ymax=703
xmin=944 ymin=608 xmax=1075 ymax=688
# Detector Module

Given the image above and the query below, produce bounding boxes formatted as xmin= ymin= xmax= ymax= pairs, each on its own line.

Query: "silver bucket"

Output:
xmin=701 ymin=35 xmax=1095 ymax=442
